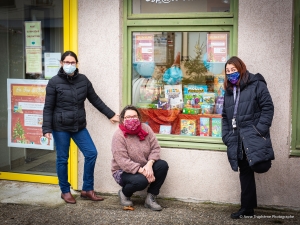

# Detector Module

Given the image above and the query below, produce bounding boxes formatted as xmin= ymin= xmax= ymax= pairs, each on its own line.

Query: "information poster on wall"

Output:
xmin=135 ymin=34 xmax=154 ymax=62
xmin=25 ymin=21 xmax=42 ymax=47
xmin=26 ymin=48 xmax=42 ymax=74
xmin=7 ymin=79 xmax=53 ymax=150
xmin=207 ymin=33 xmax=227 ymax=63
xmin=44 ymin=52 xmax=61 ymax=79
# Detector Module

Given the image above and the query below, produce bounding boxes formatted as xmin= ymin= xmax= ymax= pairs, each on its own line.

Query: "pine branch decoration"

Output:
xmin=183 ymin=37 xmax=208 ymax=84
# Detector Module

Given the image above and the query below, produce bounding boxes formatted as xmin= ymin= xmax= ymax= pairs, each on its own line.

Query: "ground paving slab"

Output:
xmin=0 ymin=180 xmax=299 ymax=225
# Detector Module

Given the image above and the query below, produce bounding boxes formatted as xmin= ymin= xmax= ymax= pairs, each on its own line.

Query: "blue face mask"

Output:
xmin=226 ymin=71 xmax=240 ymax=84
xmin=63 ymin=64 xmax=76 ymax=75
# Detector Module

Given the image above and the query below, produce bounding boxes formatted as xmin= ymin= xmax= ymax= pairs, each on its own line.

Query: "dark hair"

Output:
xmin=120 ymin=105 xmax=141 ymax=124
xmin=224 ymin=56 xmax=247 ymax=90
xmin=61 ymin=51 xmax=78 ymax=63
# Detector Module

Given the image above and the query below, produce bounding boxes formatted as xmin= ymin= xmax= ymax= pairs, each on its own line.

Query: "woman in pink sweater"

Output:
xmin=111 ymin=105 xmax=169 ymax=211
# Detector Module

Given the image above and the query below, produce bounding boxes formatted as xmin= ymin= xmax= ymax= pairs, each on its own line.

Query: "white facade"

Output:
xmin=77 ymin=0 xmax=300 ymax=209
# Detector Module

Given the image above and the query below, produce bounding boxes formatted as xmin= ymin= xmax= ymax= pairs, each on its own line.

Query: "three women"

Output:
xmin=44 ymin=51 xmax=274 ymax=216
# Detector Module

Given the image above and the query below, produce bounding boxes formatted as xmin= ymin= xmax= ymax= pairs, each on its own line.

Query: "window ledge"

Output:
xmin=157 ymin=134 xmax=226 ymax=151
xmin=290 ymin=149 xmax=300 ymax=157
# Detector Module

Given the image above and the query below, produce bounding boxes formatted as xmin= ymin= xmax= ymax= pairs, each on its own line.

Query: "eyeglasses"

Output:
xmin=124 ymin=115 xmax=138 ymax=119
xmin=63 ymin=61 xmax=77 ymax=66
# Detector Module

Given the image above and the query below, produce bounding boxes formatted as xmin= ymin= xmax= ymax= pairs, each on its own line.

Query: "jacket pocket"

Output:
xmin=55 ymin=112 xmax=62 ymax=124
xmin=62 ymin=111 xmax=75 ymax=126
xmin=252 ymin=125 xmax=266 ymax=140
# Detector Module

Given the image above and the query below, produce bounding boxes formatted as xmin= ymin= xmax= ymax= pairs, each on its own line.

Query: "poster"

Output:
xmin=7 ymin=79 xmax=53 ymax=150
xmin=154 ymin=34 xmax=167 ymax=64
xmin=25 ymin=21 xmax=42 ymax=47
xmin=44 ymin=52 xmax=61 ymax=79
xmin=135 ymin=34 xmax=154 ymax=62
xmin=207 ymin=33 xmax=227 ymax=63
xmin=26 ymin=48 xmax=42 ymax=74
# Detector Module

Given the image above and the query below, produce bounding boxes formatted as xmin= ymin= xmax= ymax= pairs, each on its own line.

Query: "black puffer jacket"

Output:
xmin=42 ymin=68 xmax=115 ymax=135
xmin=222 ymin=71 xmax=274 ymax=171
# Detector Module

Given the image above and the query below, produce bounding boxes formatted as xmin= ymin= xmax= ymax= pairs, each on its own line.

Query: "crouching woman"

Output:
xmin=111 ymin=105 xmax=169 ymax=211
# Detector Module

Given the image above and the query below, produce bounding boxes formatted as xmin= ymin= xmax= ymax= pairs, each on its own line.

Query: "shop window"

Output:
xmin=0 ymin=0 xmax=63 ymax=175
xmin=124 ymin=0 xmax=237 ymax=149
xmin=132 ymin=31 xmax=228 ymax=137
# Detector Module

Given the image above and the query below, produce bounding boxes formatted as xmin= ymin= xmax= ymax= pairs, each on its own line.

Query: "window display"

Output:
xmin=132 ymin=31 xmax=229 ymax=137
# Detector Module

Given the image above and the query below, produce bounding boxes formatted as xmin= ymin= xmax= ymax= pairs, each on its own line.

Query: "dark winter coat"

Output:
xmin=222 ymin=71 xmax=275 ymax=172
xmin=42 ymin=68 xmax=115 ymax=135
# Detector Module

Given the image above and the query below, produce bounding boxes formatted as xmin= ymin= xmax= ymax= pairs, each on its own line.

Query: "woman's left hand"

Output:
xmin=143 ymin=160 xmax=154 ymax=179
xmin=110 ymin=114 xmax=120 ymax=124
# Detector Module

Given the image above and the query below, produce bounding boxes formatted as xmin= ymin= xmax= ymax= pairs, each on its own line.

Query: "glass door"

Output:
xmin=0 ymin=0 xmax=65 ymax=183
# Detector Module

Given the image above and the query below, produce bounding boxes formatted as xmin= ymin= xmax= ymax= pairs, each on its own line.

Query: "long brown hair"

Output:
xmin=224 ymin=56 xmax=247 ymax=90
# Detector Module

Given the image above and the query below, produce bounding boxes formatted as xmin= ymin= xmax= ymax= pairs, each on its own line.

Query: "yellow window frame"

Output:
xmin=0 ymin=0 xmax=79 ymax=190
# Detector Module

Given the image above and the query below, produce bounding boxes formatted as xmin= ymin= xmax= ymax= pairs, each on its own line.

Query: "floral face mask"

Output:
xmin=124 ymin=118 xmax=140 ymax=131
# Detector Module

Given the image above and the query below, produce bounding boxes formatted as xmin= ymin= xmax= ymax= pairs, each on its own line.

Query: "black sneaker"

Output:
xmin=231 ymin=208 xmax=254 ymax=219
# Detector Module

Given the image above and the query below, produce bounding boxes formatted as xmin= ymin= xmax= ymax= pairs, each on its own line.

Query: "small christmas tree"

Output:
xmin=182 ymin=37 xmax=209 ymax=84
xmin=13 ymin=118 xmax=26 ymax=143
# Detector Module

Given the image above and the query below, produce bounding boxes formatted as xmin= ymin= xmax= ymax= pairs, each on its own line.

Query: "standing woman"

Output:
xmin=222 ymin=56 xmax=274 ymax=219
xmin=43 ymin=51 xmax=119 ymax=204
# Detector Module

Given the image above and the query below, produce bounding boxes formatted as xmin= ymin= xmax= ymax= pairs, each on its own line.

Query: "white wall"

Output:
xmin=77 ymin=0 xmax=122 ymax=192
xmin=237 ymin=0 xmax=299 ymax=208
xmin=78 ymin=0 xmax=300 ymax=209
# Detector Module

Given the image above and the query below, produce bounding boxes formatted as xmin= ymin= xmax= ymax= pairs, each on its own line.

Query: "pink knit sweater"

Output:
xmin=111 ymin=123 xmax=160 ymax=174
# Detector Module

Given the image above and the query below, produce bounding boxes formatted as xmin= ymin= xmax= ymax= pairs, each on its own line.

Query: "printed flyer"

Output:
xmin=207 ymin=33 xmax=227 ymax=63
xmin=7 ymin=79 xmax=53 ymax=150
xmin=135 ymin=34 xmax=154 ymax=62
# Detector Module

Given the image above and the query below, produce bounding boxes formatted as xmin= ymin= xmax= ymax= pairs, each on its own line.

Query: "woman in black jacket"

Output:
xmin=42 ymin=51 xmax=119 ymax=204
xmin=222 ymin=56 xmax=274 ymax=219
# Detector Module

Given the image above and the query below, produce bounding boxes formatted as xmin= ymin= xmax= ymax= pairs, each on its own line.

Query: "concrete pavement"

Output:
xmin=0 ymin=180 xmax=299 ymax=225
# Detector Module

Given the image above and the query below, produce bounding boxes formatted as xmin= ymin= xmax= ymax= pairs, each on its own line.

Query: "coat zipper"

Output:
xmin=252 ymin=125 xmax=266 ymax=140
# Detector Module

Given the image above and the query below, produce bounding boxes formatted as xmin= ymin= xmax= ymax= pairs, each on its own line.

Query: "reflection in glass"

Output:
xmin=132 ymin=0 xmax=230 ymax=14
xmin=0 ymin=0 xmax=63 ymax=176
xmin=132 ymin=32 xmax=229 ymax=137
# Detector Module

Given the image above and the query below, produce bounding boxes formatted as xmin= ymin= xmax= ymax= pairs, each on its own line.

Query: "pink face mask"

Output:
xmin=124 ymin=118 xmax=141 ymax=131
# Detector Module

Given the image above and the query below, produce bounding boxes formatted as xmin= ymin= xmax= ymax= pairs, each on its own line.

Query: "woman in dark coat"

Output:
xmin=222 ymin=56 xmax=274 ymax=219
xmin=43 ymin=51 xmax=119 ymax=204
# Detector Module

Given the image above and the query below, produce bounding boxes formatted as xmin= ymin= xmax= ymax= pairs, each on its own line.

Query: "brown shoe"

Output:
xmin=61 ymin=192 xmax=76 ymax=204
xmin=81 ymin=190 xmax=104 ymax=201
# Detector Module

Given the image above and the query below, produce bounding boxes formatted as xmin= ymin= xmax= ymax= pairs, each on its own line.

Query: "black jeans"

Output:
xmin=121 ymin=159 xmax=169 ymax=197
xmin=238 ymin=152 xmax=271 ymax=209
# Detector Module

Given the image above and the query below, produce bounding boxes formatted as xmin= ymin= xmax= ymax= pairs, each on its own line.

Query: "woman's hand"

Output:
xmin=138 ymin=164 xmax=155 ymax=183
xmin=142 ymin=160 xmax=155 ymax=182
xmin=44 ymin=133 xmax=52 ymax=139
xmin=110 ymin=114 xmax=120 ymax=124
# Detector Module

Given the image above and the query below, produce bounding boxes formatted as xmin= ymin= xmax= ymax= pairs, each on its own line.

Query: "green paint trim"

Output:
xmin=122 ymin=0 xmax=239 ymax=150
xmin=291 ymin=0 xmax=300 ymax=155
xmin=128 ymin=13 xmax=233 ymax=19
xmin=127 ymin=0 xmax=234 ymax=19
xmin=128 ymin=26 xmax=232 ymax=32
xmin=157 ymin=134 xmax=223 ymax=143
xmin=232 ymin=0 xmax=238 ymax=55
xmin=126 ymin=18 xmax=234 ymax=26
xmin=122 ymin=0 xmax=130 ymax=107
xmin=158 ymin=140 xmax=226 ymax=151
xmin=290 ymin=150 xmax=300 ymax=157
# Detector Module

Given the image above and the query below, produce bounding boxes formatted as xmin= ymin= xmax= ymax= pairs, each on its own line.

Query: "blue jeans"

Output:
xmin=52 ymin=128 xmax=97 ymax=194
